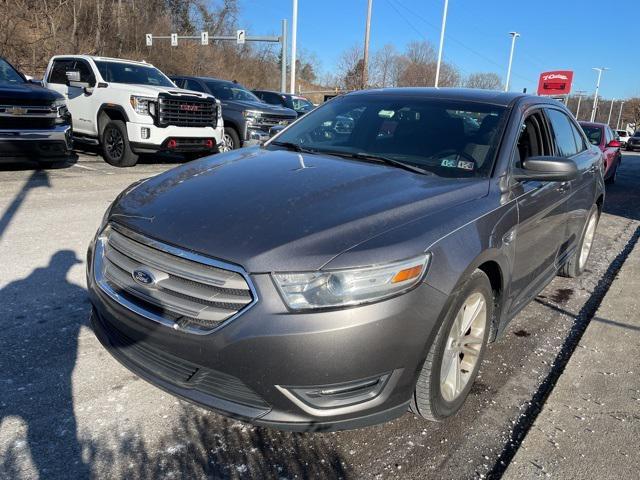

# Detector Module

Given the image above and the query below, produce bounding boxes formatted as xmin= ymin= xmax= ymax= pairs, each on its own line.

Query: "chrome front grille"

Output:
xmin=157 ymin=94 xmax=218 ymax=128
xmin=94 ymin=224 xmax=256 ymax=334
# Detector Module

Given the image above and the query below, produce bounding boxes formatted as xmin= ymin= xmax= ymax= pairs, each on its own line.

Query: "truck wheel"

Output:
xmin=559 ymin=205 xmax=600 ymax=278
xmin=221 ymin=127 xmax=240 ymax=152
xmin=102 ymin=120 xmax=138 ymax=167
xmin=411 ymin=270 xmax=492 ymax=421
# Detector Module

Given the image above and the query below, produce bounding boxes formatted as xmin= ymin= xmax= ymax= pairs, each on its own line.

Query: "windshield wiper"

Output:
xmin=270 ymin=141 xmax=316 ymax=154
xmin=324 ymin=151 xmax=431 ymax=175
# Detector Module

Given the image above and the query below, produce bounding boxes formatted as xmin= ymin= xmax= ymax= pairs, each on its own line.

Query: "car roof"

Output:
xmin=578 ymin=121 xmax=606 ymax=129
xmin=51 ymin=55 xmax=154 ymax=68
xmin=343 ymin=87 xmax=538 ymax=107
xmin=173 ymin=75 xmax=235 ymax=84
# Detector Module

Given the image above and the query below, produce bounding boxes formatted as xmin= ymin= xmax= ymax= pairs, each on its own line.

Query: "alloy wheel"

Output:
xmin=579 ymin=213 xmax=598 ymax=270
xmin=220 ymin=133 xmax=234 ymax=152
xmin=105 ymin=127 xmax=124 ymax=160
xmin=440 ymin=292 xmax=487 ymax=402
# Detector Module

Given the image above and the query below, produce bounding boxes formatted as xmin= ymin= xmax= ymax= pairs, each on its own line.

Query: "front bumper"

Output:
xmin=0 ymin=124 xmax=72 ymax=160
xmin=87 ymin=238 xmax=448 ymax=431
xmin=126 ymin=121 xmax=224 ymax=154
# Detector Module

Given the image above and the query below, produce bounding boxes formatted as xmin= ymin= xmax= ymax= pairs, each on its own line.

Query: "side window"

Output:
xmin=184 ymin=79 xmax=205 ymax=93
xmin=569 ymin=120 xmax=587 ymax=153
xmin=545 ymin=108 xmax=578 ymax=157
xmin=515 ymin=112 xmax=551 ymax=168
xmin=48 ymin=59 xmax=75 ymax=84
xmin=74 ymin=61 xmax=95 ymax=86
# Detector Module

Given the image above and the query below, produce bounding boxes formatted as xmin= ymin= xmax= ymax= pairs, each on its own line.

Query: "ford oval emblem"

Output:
xmin=132 ymin=268 xmax=155 ymax=286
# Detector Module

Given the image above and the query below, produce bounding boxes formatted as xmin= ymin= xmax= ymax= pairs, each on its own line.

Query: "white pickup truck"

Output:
xmin=43 ymin=55 xmax=224 ymax=166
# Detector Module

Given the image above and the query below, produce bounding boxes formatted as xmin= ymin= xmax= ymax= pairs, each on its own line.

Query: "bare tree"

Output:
xmin=371 ymin=44 xmax=398 ymax=88
xmin=465 ymin=72 xmax=502 ymax=90
xmin=337 ymin=44 xmax=363 ymax=90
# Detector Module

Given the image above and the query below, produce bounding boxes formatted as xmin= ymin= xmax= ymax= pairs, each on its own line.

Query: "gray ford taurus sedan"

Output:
xmin=88 ymin=88 xmax=604 ymax=431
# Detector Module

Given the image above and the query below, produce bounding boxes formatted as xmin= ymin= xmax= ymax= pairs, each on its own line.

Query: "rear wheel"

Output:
xmin=559 ymin=205 xmax=599 ymax=278
xmin=101 ymin=120 xmax=138 ymax=167
xmin=411 ymin=270 xmax=493 ymax=421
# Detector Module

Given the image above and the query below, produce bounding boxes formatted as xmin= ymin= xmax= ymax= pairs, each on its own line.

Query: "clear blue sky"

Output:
xmin=240 ymin=0 xmax=638 ymax=99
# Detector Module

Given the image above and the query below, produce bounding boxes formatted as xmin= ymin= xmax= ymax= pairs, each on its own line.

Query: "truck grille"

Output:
xmin=94 ymin=224 xmax=256 ymax=334
xmin=253 ymin=114 xmax=296 ymax=131
xmin=157 ymin=94 xmax=218 ymax=128
xmin=0 ymin=104 xmax=58 ymax=129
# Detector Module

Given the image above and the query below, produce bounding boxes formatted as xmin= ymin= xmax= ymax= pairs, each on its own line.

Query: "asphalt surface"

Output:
xmin=1 ymin=150 xmax=639 ymax=480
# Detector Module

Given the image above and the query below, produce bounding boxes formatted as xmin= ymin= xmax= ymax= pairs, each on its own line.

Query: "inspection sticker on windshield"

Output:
xmin=441 ymin=159 xmax=474 ymax=171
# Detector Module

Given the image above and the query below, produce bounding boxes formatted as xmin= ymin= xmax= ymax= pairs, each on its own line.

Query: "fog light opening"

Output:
xmin=167 ymin=139 xmax=177 ymax=149
xmin=141 ymin=127 xmax=150 ymax=139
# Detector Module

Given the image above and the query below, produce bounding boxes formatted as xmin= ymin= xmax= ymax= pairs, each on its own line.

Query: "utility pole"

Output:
xmin=607 ymin=98 xmax=616 ymax=125
xmin=574 ymin=90 xmax=587 ymax=120
xmin=361 ymin=0 xmax=373 ymax=89
xmin=280 ymin=19 xmax=288 ymax=93
xmin=434 ymin=0 xmax=449 ymax=88
xmin=616 ymin=101 xmax=626 ymax=130
xmin=590 ymin=67 xmax=609 ymax=122
xmin=504 ymin=32 xmax=520 ymax=92
xmin=290 ymin=0 xmax=298 ymax=94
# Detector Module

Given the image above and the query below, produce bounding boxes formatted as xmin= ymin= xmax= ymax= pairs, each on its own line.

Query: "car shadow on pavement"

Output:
xmin=0 ymin=250 xmax=91 ymax=479
xmin=84 ymin=406 xmax=352 ymax=479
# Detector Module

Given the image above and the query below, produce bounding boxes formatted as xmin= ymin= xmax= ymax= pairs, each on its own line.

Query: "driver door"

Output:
xmin=507 ymin=110 xmax=570 ymax=314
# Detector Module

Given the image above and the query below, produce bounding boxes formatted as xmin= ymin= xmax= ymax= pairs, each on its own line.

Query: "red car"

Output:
xmin=579 ymin=121 xmax=622 ymax=184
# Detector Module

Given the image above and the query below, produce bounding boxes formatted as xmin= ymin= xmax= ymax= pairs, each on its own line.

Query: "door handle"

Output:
xmin=588 ymin=165 xmax=598 ymax=173
xmin=557 ymin=182 xmax=570 ymax=193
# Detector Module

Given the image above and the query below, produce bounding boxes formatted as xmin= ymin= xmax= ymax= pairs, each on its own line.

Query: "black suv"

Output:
xmin=171 ymin=76 xmax=297 ymax=151
xmin=0 ymin=57 xmax=72 ymax=164
xmin=252 ymin=90 xmax=315 ymax=117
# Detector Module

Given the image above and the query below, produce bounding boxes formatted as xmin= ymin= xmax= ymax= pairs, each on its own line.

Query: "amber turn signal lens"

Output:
xmin=391 ymin=265 xmax=423 ymax=283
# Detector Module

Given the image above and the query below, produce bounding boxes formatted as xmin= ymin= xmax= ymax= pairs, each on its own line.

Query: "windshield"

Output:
xmin=582 ymin=125 xmax=603 ymax=145
xmin=293 ymin=96 xmax=314 ymax=112
xmin=0 ymin=58 xmax=25 ymax=85
xmin=94 ymin=61 xmax=174 ymax=87
xmin=269 ymin=95 xmax=507 ymax=178
xmin=205 ymin=81 xmax=261 ymax=102
xmin=617 ymin=131 xmax=628 ymax=137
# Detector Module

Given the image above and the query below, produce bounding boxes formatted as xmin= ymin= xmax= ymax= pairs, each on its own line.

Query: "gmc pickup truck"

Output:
xmin=0 ymin=56 xmax=72 ymax=164
xmin=43 ymin=56 xmax=224 ymax=166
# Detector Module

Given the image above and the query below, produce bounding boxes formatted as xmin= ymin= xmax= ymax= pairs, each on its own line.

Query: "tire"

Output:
xmin=220 ymin=127 xmax=240 ymax=152
xmin=101 ymin=120 xmax=138 ymax=167
xmin=627 ymin=146 xmax=634 ymax=152
xmin=605 ymin=160 xmax=618 ymax=185
xmin=559 ymin=205 xmax=600 ymax=278
xmin=411 ymin=270 xmax=493 ymax=421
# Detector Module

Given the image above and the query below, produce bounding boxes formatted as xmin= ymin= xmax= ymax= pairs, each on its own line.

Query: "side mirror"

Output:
xmin=269 ymin=125 xmax=286 ymax=138
xmin=28 ymin=79 xmax=43 ymax=87
xmin=512 ymin=156 xmax=578 ymax=182
xmin=607 ymin=139 xmax=621 ymax=148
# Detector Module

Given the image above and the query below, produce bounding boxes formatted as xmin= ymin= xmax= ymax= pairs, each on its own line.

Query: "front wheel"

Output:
xmin=101 ymin=120 xmax=138 ymax=167
xmin=559 ymin=205 xmax=600 ymax=278
xmin=411 ymin=270 xmax=493 ymax=421
xmin=220 ymin=127 xmax=240 ymax=152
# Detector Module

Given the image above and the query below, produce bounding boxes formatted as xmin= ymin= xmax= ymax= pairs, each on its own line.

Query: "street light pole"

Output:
xmin=362 ymin=0 xmax=373 ymax=89
xmin=590 ymin=67 xmax=608 ymax=122
xmin=290 ymin=0 xmax=298 ymax=94
xmin=434 ymin=0 xmax=449 ymax=88
xmin=504 ymin=32 xmax=520 ymax=92
xmin=607 ymin=98 xmax=616 ymax=125
xmin=574 ymin=90 xmax=587 ymax=120
xmin=280 ymin=19 xmax=287 ymax=93
xmin=616 ymin=101 xmax=626 ymax=130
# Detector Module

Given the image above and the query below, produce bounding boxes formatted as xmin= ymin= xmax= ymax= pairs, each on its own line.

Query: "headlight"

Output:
xmin=52 ymin=98 xmax=69 ymax=122
xmin=130 ymin=96 xmax=156 ymax=116
xmin=273 ymin=254 xmax=430 ymax=310
xmin=243 ymin=109 xmax=262 ymax=123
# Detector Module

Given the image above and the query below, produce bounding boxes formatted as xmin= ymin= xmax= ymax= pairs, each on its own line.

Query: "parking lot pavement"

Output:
xmin=503 ymin=228 xmax=640 ymax=480
xmin=1 ymin=151 xmax=639 ymax=479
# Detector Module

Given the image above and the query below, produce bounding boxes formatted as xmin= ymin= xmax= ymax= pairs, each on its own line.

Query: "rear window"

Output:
xmin=581 ymin=125 xmax=603 ymax=146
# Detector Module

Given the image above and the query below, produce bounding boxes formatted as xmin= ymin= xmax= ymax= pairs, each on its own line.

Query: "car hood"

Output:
xmin=110 ymin=148 xmax=489 ymax=272
xmin=110 ymin=83 xmax=213 ymax=100
xmin=224 ymin=99 xmax=297 ymax=117
xmin=0 ymin=82 xmax=63 ymax=105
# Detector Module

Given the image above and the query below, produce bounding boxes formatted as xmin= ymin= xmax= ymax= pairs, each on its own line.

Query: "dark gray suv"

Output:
xmin=88 ymin=89 xmax=604 ymax=431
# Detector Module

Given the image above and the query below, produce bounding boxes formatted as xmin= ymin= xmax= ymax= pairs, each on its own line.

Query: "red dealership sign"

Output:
xmin=537 ymin=71 xmax=574 ymax=95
